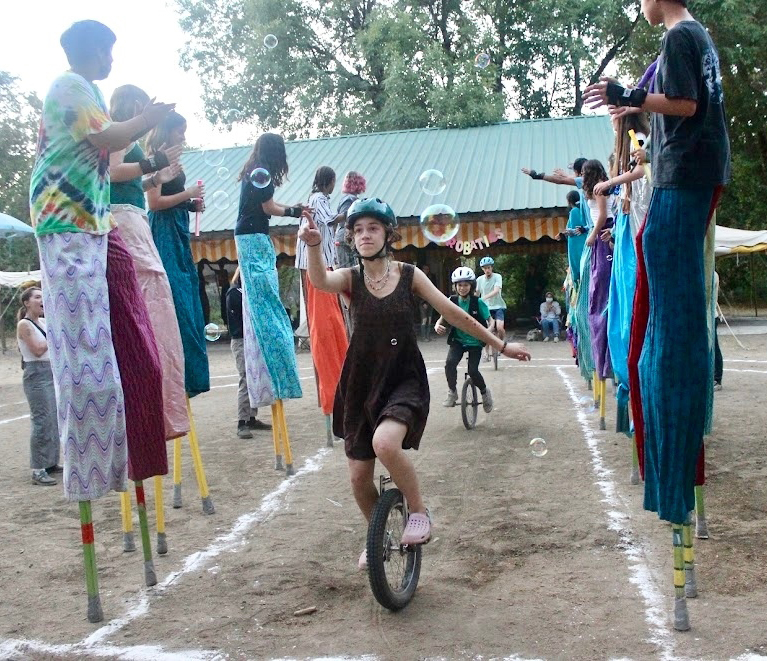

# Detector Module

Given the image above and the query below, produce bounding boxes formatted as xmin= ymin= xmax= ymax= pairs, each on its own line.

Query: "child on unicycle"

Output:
xmin=299 ymin=198 xmax=531 ymax=571
xmin=434 ymin=267 xmax=493 ymax=412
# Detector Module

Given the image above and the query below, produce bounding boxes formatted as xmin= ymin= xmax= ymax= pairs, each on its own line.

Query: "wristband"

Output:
xmin=285 ymin=206 xmax=302 ymax=218
xmin=529 ymin=170 xmax=545 ymax=180
xmin=305 ymin=240 xmax=321 ymax=247
xmin=139 ymin=152 xmax=171 ymax=174
xmin=501 ymin=340 xmax=508 ymax=353
xmin=606 ymin=82 xmax=647 ymax=108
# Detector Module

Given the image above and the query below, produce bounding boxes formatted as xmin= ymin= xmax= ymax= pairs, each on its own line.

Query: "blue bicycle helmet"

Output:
xmin=346 ymin=198 xmax=398 ymax=230
xmin=479 ymin=256 xmax=494 ymax=267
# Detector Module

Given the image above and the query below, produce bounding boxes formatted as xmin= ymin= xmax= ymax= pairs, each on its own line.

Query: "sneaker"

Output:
xmin=482 ymin=387 xmax=494 ymax=413
xmin=553 ymin=336 xmax=560 ymax=343
xmin=247 ymin=417 xmax=272 ymax=431
xmin=401 ymin=511 xmax=432 ymax=546
xmin=358 ymin=548 xmax=367 ymax=571
xmin=483 ymin=353 xmax=491 ymax=362
xmin=713 ymin=382 xmax=722 ymax=392
xmin=46 ymin=465 xmax=63 ymax=474
xmin=237 ymin=420 xmax=253 ymax=439
xmin=32 ymin=470 xmax=56 ymax=486
xmin=442 ymin=390 xmax=458 ymax=407
xmin=543 ymin=337 xmax=550 ymax=342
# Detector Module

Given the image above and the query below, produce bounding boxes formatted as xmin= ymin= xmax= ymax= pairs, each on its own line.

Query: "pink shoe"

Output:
xmin=401 ymin=512 xmax=432 ymax=545
xmin=358 ymin=548 xmax=367 ymax=571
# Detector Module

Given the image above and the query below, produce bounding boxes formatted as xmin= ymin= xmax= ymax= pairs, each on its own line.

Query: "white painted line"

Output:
xmin=725 ymin=359 xmax=767 ymax=364
xmin=556 ymin=367 xmax=674 ymax=657
xmin=724 ymin=368 xmax=767 ymax=375
xmin=0 ymin=399 xmax=26 ymax=409
xmin=0 ymin=414 xmax=30 ymax=426
xmin=0 ymin=638 xmax=221 ymax=660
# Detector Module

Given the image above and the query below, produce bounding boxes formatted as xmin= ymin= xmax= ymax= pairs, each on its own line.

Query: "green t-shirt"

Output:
xmin=110 ymin=142 xmax=146 ymax=209
xmin=454 ymin=296 xmax=490 ymax=347
xmin=29 ymin=72 xmax=115 ymax=236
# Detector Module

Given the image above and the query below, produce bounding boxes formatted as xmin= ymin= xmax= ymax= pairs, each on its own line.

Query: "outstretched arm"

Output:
xmin=412 ymin=270 xmax=530 ymax=360
xmin=521 ymin=167 xmax=576 ymax=186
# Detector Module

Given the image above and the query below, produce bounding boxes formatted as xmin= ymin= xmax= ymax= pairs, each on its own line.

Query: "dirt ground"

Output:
xmin=1 ymin=328 xmax=766 ymax=661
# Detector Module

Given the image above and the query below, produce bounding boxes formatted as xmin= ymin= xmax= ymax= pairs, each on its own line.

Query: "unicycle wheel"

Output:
xmin=461 ymin=377 xmax=479 ymax=429
xmin=367 ymin=488 xmax=422 ymax=611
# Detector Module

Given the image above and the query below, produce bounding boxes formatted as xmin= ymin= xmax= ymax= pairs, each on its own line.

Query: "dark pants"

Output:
xmin=445 ymin=343 xmax=486 ymax=393
xmin=714 ymin=318 xmax=723 ymax=384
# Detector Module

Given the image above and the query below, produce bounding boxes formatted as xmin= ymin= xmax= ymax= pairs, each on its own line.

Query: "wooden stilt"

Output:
xmin=172 ymin=437 xmax=182 ymax=508
xmin=270 ymin=403 xmax=283 ymax=471
xmin=119 ymin=490 xmax=136 ymax=552
xmin=154 ymin=475 xmax=168 ymax=554
xmin=593 ymin=371 xmax=600 ymax=407
xmin=630 ymin=438 xmax=640 ymax=485
xmin=683 ymin=514 xmax=698 ymax=598
xmin=79 ymin=501 xmax=104 ymax=623
xmin=598 ymin=378 xmax=607 ymax=430
xmin=694 ymin=485 xmax=709 ymax=539
xmin=672 ymin=524 xmax=690 ymax=631
xmin=186 ymin=397 xmax=215 ymax=514
xmin=277 ymin=399 xmax=295 ymax=476
xmin=325 ymin=414 xmax=334 ymax=448
xmin=134 ymin=481 xmax=157 ymax=586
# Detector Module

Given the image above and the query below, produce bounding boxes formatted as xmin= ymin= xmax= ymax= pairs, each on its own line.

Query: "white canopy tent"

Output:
xmin=715 ymin=225 xmax=767 ymax=257
xmin=0 ymin=270 xmax=41 ymax=288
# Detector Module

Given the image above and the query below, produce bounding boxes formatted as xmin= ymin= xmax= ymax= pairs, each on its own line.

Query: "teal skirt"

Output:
xmin=149 ymin=206 xmax=210 ymax=396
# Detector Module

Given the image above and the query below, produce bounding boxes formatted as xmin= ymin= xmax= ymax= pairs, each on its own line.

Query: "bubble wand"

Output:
xmin=194 ymin=179 xmax=204 ymax=237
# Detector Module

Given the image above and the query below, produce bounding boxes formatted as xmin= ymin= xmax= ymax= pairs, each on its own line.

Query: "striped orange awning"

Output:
xmin=190 ymin=215 xmax=567 ymax=262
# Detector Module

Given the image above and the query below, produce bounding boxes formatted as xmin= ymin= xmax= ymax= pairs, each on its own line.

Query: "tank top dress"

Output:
xmin=332 ymin=263 xmax=430 ymax=461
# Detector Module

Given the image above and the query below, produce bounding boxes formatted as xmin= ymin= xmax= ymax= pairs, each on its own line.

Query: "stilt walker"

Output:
xmin=296 ymin=167 xmax=349 ymax=448
xmin=29 ymin=22 xmax=177 ymax=619
xmin=234 ymin=133 xmax=304 ymax=475
xmin=109 ymin=84 xmax=192 ymax=551
xmin=147 ymin=111 xmax=214 ymax=514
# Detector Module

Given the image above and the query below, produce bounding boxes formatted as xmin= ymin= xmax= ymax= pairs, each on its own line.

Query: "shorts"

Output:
xmin=488 ymin=308 xmax=505 ymax=321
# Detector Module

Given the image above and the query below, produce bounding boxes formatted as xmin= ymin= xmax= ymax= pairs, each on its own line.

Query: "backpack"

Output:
xmin=447 ymin=295 xmax=486 ymax=347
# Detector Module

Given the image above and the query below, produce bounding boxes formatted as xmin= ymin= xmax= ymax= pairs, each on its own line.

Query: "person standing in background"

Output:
xmin=17 ymin=287 xmax=60 ymax=486
xmin=226 ymin=268 xmax=271 ymax=438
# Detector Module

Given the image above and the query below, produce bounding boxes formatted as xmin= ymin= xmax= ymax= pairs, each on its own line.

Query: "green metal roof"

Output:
xmin=181 ymin=115 xmax=613 ymax=235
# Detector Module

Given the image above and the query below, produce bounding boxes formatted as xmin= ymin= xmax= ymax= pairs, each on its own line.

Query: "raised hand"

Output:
xmin=297 ymin=209 xmax=321 ymax=246
xmin=159 ymin=143 xmax=183 ymax=165
xmin=141 ymin=98 xmax=176 ymax=128
xmin=156 ymin=162 xmax=182 ymax=184
xmin=583 ymin=76 xmax=620 ymax=110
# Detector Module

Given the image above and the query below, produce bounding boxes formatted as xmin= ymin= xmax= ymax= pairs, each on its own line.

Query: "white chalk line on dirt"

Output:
xmin=0 ymin=448 xmax=331 ymax=661
xmin=0 ymin=413 xmax=29 ymax=425
xmin=556 ymin=367 xmax=675 ymax=659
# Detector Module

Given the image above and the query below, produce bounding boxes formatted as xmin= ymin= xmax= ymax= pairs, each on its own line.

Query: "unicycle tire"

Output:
xmin=367 ymin=488 xmax=422 ymax=611
xmin=461 ymin=377 xmax=479 ymax=429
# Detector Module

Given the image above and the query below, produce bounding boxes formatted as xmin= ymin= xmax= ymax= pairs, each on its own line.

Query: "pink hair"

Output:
xmin=342 ymin=171 xmax=366 ymax=195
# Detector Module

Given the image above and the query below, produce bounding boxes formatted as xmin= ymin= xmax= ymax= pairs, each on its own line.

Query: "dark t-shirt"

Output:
xmin=235 ymin=169 xmax=275 ymax=235
xmin=651 ymin=21 xmax=731 ymax=188
xmin=225 ymin=285 xmax=244 ymax=339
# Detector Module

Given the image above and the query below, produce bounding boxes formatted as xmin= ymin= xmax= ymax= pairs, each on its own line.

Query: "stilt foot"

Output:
xmin=326 ymin=435 xmax=334 ymax=448
xmin=630 ymin=467 xmax=640 ymax=485
xmin=172 ymin=485 xmax=182 ymax=509
xmin=156 ymin=532 xmax=168 ymax=555
xmin=123 ymin=532 xmax=136 ymax=552
xmin=87 ymin=595 xmax=104 ymax=623
xmin=144 ymin=561 xmax=158 ymax=587
xmin=599 ymin=418 xmax=606 ymax=431
xmin=275 ymin=456 xmax=284 ymax=471
xmin=696 ymin=516 xmax=709 ymax=539
xmin=286 ymin=463 xmax=295 ymax=477
xmin=685 ymin=568 xmax=698 ymax=598
xmin=201 ymin=495 xmax=215 ymax=515
xmin=587 ymin=380 xmax=592 ymax=391
xmin=673 ymin=596 xmax=690 ymax=631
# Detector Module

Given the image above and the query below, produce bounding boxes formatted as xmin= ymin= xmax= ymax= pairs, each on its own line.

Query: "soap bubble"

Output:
xmin=578 ymin=395 xmax=597 ymax=413
xmin=216 ymin=166 xmax=230 ymax=179
xmin=203 ymin=149 xmax=225 ymax=168
xmin=209 ymin=190 xmax=230 ymax=211
xmin=419 ymin=169 xmax=446 ymax=196
xmin=249 ymin=167 xmax=272 ymax=189
xmin=474 ymin=53 xmax=491 ymax=69
xmin=224 ymin=108 xmax=242 ymax=124
xmin=529 ymin=438 xmax=548 ymax=458
xmin=204 ymin=323 xmax=221 ymax=342
xmin=264 ymin=34 xmax=278 ymax=49
xmin=420 ymin=204 xmax=459 ymax=244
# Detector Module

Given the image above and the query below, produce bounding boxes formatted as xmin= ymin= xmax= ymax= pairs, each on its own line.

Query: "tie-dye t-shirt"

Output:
xmin=29 ymin=72 xmax=115 ymax=236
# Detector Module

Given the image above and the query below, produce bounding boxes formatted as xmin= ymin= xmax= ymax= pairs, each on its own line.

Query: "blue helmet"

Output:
xmin=346 ymin=198 xmax=398 ymax=230
xmin=479 ymin=256 xmax=494 ymax=267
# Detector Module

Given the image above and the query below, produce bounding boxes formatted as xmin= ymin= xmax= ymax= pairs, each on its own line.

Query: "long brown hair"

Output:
xmin=17 ymin=287 xmax=40 ymax=322
xmin=146 ymin=111 xmax=186 ymax=155
xmin=611 ymin=113 xmax=651 ymax=178
xmin=109 ymin=85 xmax=150 ymax=122
xmin=581 ymin=159 xmax=608 ymax=199
xmin=238 ymin=133 xmax=288 ymax=187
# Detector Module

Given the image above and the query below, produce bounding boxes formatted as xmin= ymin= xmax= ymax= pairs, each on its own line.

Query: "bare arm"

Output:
xmin=585 ymin=195 xmax=607 ymax=246
xmin=298 ymin=211 xmax=351 ymax=293
xmin=593 ymin=164 xmax=646 ymax=195
xmin=17 ymin=321 xmax=48 ymax=357
xmin=521 ymin=167 xmax=576 ymax=186
xmin=147 ymin=185 xmax=194 ymax=211
xmin=88 ymin=100 xmax=175 ymax=151
xmin=583 ymin=78 xmax=697 ymax=117
xmin=412 ymin=270 xmax=530 ymax=360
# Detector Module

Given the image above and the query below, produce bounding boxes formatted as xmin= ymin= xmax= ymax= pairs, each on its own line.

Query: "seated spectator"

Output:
xmin=540 ymin=291 xmax=562 ymax=342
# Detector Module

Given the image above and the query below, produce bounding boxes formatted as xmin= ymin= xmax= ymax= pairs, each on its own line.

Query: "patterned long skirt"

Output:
xmin=106 ymin=228 xmax=168 ymax=481
xmin=629 ymin=187 xmax=721 ymax=523
xmin=236 ymin=233 xmax=302 ymax=400
xmin=37 ymin=232 xmax=128 ymax=501
xmin=588 ymin=219 xmax=614 ymax=381
xmin=241 ymin=281 xmax=275 ymax=408
xmin=575 ymin=244 xmax=594 ymax=382
xmin=113 ymin=205 xmax=189 ymax=440
xmin=149 ymin=206 xmax=210 ymax=396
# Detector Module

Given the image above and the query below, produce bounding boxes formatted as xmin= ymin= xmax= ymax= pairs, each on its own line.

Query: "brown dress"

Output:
xmin=333 ymin=263 xmax=430 ymax=460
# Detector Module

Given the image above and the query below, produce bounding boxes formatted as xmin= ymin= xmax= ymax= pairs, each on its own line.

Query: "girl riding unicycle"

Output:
xmin=299 ymin=198 xmax=531 ymax=610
